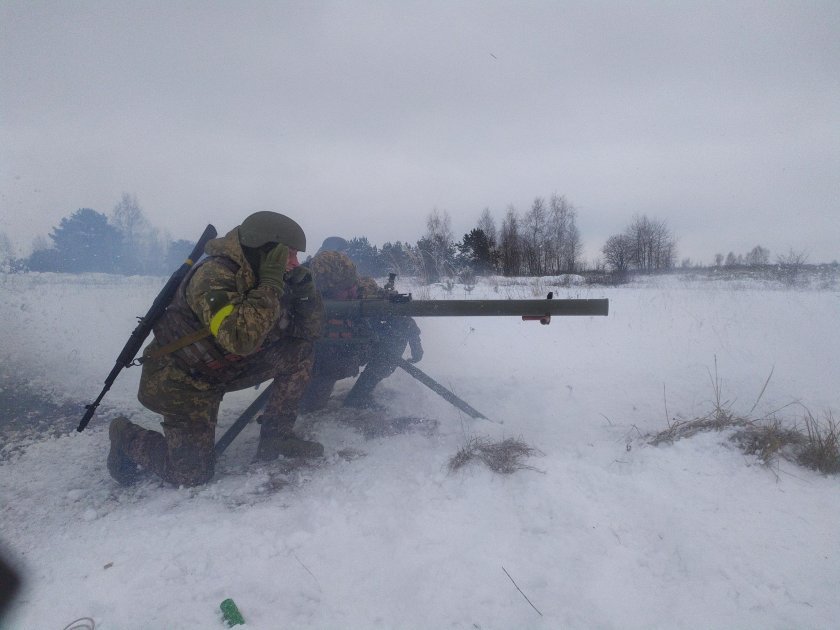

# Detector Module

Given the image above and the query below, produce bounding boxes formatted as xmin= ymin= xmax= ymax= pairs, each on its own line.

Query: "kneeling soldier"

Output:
xmin=300 ymin=237 xmax=422 ymax=412
xmin=108 ymin=211 xmax=324 ymax=487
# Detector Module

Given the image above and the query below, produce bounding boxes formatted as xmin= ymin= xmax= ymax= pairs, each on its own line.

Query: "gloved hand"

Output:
xmin=285 ymin=266 xmax=318 ymax=302
xmin=408 ymin=334 xmax=424 ymax=363
xmin=258 ymin=243 xmax=289 ymax=292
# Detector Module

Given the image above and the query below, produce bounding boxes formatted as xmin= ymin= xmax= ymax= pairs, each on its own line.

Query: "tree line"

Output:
xmin=2 ymin=191 xmax=687 ymax=278
xmin=2 ymin=194 xmax=195 ymax=275
xmin=325 ymin=195 xmax=677 ymax=282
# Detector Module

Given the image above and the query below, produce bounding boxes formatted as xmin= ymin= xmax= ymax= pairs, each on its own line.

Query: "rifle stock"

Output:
xmin=77 ymin=224 xmax=218 ymax=432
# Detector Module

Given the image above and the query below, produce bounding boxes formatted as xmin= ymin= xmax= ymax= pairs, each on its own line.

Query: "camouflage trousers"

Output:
xmin=124 ymin=337 xmax=314 ymax=486
xmin=299 ymin=331 xmax=407 ymax=411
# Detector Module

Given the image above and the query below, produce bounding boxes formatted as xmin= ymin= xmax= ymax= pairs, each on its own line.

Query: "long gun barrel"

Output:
xmin=76 ymin=224 xmax=218 ymax=432
xmin=324 ymin=295 xmax=608 ymax=323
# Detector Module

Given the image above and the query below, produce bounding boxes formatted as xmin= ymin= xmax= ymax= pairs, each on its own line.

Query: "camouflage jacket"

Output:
xmin=149 ymin=227 xmax=323 ymax=377
xmin=308 ymin=250 xmax=420 ymax=378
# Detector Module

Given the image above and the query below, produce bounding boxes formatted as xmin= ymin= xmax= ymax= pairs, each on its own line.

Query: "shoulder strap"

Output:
xmin=146 ymin=255 xmax=241 ymax=360
xmin=147 ymin=326 xmax=212 ymax=359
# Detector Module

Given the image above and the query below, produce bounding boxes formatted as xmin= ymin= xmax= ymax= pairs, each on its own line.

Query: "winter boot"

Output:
xmin=255 ymin=414 xmax=324 ymax=461
xmin=107 ymin=416 xmax=141 ymax=486
xmin=343 ymin=355 xmax=398 ymax=409
xmin=255 ymin=433 xmax=325 ymax=461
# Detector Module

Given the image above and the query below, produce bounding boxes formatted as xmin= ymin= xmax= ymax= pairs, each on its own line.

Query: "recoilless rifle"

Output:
xmin=215 ymin=274 xmax=608 ymax=454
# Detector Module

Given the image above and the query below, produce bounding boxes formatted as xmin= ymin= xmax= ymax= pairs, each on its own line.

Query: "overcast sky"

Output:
xmin=2 ymin=1 xmax=838 ymax=264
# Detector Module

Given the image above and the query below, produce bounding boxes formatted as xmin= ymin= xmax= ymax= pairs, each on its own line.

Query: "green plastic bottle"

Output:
xmin=220 ymin=598 xmax=245 ymax=627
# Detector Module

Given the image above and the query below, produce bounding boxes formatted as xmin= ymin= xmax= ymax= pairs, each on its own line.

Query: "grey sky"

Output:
xmin=2 ymin=1 xmax=838 ymax=264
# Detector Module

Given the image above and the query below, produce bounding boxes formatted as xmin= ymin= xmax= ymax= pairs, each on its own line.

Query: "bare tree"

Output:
xmin=110 ymin=193 xmax=165 ymax=274
xmin=624 ymin=214 xmax=676 ymax=271
xmin=499 ymin=205 xmax=521 ymax=276
xmin=111 ymin=193 xmax=146 ymax=240
xmin=518 ymin=194 xmax=584 ymax=275
xmin=776 ymin=248 xmax=809 ymax=285
xmin=521 ymin=197 xmax=548 ymax=275
xmin=425 ymin=208 xmax=453 ymax=246
xmin=602 ymin=234 xmax=633 ymax=273
xmin=714 ymin=253 xmax=724 ymax=267
xmin=416 ymin=208 xmax=456 ymax=283
xmin=744 ymin=245 xmax=770 ymax=266
xmin=477 ymin=207 xmax=497 ymax=246
xmin=560 ymin=221 xmax=582 ymax=273
xmin=548 ymin=194 xmax=582 ymax=273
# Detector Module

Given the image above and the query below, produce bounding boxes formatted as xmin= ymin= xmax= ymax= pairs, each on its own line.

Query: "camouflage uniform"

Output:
xmin=300 ymin=250 xmax=421 ymax=411
xmin=116 ymin=227 xmax=323 ymax=487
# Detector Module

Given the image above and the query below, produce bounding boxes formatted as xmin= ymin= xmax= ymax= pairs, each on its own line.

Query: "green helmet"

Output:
xmin=238 ymin=211 xmax=306 ymax=251
xmin=317 ymin=236 xmax=349 ymax=254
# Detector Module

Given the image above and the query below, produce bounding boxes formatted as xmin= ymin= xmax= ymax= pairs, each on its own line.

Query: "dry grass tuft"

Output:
xmin=730 ymin=419 xmax=804 ymax=466
xmin=649 ymin=414 xmax=751 ymax=446
xmin=651 ymin=359 xmax=752 ymax=445
xmin=448 ymin=437 xmax=544 ymax=474
xmin=649 ymin=358 xmax=839 ymax=476
xmin=798 ymin=410 xmax=840 ymax=474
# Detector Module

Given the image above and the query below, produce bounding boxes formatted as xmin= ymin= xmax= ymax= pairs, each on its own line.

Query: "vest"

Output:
xmin=151 ymin=256 xmax=292 ymax=379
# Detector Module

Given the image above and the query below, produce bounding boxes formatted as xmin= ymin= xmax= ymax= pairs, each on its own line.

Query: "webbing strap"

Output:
xmin=147 ymin=327 xmax=212 ymax=359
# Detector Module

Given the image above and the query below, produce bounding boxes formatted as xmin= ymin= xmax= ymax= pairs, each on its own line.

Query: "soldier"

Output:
xmin=299 ymin=237 xmax=423 ymax=412
xmin=107 ymin=211 xmax=324 ymax=487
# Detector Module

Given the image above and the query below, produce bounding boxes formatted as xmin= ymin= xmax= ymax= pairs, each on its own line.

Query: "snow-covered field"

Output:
xmin=1 ymin=271 xmax=838 ymax=629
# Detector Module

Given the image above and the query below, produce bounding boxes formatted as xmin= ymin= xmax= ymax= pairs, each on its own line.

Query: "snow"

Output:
xmin=1 ymin=271 xmax=839 ymax=629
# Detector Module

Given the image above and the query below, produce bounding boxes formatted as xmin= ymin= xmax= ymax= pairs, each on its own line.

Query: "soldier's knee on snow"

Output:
xmin=163 ymin=422 xmax=216 ymax=487
xmin=170 ymin=457 xmax=215 ymax=487
xmin=178 ymin=464 xmax=215 ymax=487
